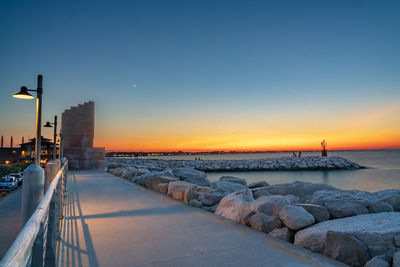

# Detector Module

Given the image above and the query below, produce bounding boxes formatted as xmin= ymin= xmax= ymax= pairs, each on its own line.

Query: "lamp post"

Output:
xmin=13 ymin=75 xmax=43 ymax=165
xmin=44 ymin=116 xmax=58 ymax=161
xmin=59 ymin=129 xmax=64 ymax=160
xmin=12 ymin=74 xmax=45 ymax=226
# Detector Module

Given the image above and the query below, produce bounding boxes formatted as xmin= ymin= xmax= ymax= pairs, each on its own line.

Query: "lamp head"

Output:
xmin=13 ymin=86 xmax=34 ymax=99
xmin=43 ymin=121 xmax=53 ymax=128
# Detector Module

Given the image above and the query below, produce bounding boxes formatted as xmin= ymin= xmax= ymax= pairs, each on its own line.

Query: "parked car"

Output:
xmin=9 ymin=172 xmax=23 ymax=186
xmin=0 ymin=176 xmax=18 ymax=191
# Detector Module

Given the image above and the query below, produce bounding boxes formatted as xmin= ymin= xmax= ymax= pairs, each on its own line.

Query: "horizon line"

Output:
xmin=105 ymin=148 xmax=400 ymax=153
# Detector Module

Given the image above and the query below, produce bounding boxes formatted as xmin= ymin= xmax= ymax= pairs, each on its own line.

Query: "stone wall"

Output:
xmin=62 ymin=101 xmax=94 ymax=148
xmin=62 ymin=101 xmax=105 ymax=170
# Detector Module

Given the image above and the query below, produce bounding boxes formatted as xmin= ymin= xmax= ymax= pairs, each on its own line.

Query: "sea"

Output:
xmin=135 ymin=150 xmax=400 ymax=192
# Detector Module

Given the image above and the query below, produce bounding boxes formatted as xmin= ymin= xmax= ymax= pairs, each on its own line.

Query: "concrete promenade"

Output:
xmin=57 ymin=170 xmax=345 ymax=267
xmin=0 ymin=188 xmax=21 ymax=259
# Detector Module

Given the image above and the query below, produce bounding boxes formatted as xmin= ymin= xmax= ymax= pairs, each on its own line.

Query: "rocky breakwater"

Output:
xmin=107 ymin=156 xmax=363 ymax=172
xmin=107 ymin=159 xmax=399 ymax=267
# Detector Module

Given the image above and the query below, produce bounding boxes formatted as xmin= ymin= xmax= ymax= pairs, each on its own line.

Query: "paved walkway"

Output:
xmin=0 ymin=188 xmax=21 ymax=259
xmin=57 ymin=170 xmax=345 ymax=267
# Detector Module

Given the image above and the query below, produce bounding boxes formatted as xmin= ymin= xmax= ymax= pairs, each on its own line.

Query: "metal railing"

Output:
xmin=0 ymin=160 xmax=68 ymax=267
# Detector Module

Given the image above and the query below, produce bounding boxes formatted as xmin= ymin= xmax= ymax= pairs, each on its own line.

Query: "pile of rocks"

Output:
xmin=107 ymin=160 xmax=399 ymax=267
xmin=107 ymin=156 xmax=362 ymax=172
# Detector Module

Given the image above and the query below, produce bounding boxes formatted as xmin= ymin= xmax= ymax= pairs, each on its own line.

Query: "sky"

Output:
xmin=0 ymin=0 xmax=399 ymax=152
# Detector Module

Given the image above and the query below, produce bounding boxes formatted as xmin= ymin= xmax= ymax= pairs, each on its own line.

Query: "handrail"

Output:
xmin=0 ymin=160 xmax=68 ymax=267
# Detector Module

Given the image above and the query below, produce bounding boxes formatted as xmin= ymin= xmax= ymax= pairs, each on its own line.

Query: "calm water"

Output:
xmin=137 ymin=150 xmax=400 ymax=192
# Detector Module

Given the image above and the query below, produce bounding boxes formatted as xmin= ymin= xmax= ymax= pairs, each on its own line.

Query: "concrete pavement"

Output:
xmin=57 ymin=170 xmax=345 ymax=267
xmin=0 ymin=188 xmax=21 ymax=259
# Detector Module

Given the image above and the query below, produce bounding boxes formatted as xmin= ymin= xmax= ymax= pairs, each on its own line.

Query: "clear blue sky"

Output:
xmin=1 ymin=0 xmax=399 ymax=151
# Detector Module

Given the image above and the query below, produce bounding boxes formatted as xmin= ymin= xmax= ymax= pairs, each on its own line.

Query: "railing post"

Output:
xmin=55 ymin=177 xmax=62 ymax=237
xmin=45 ymin=195 xmax=56 ymax=266
xmin=44 ymin=161 xmax=57 ymax=192
xmin=21 ymin=164 xmax=45 ymax=227
xmin=31 ymin=221 xmax=45 ymax=267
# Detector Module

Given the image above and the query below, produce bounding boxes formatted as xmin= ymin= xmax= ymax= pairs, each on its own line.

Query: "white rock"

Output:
xmin=172 ymin=167 xmax=210 ymax=186
xmin=294 ymin=203 xmax=330 ymax=223
xmin=167 ymin=181 xmax=197 ymax=203
xmin=294 ymin=212 xmax=400 ymax=257
xmin=323 ymin=231 xmax=371 ymax=267
xmin=278 ymin=205 xmax=315 ymax=230
xmin=249 ymin=195 xmax=290 ymax=216
xmin=215 ymin=189 xmax=254 ymax=224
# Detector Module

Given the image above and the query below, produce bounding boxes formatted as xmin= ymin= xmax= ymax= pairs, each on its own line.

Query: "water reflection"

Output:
xmin=322 ymin=170 xmax=329 ymax=184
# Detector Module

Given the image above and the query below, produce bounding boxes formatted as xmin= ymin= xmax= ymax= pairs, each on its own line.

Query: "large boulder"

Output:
xmin=367 ymin=201 xmax=394 ymax=213
xmin=219 ymin=176 xmax=247 ymax=186
xmin=200 ymin=189 xmax=229 ymax=207
xmin=393 ymin=251 xmax=400 ymax=267
xmin=395 ymin=234 xmax=400 ymax=246
xmin=167 ymin=181 xmax=197 ymax=203
xmin=211 ymin=180 xmax=248 ymax=193
xmin=285 ymin=194 xmax=300 ymax=204
xmin=364 ymin=256 xmax=390 ymax=267
xmin=324 ymin=200 xmax=369 ymax=219
xmin=195 ymin=186 xmax=214 ymax=194
xmin=323 ymin=231 xmax=371 ymax=267
xmin=189 ymin=199 xmax=203 ymax=208
xmin=294 ymin=203 xmax=330 ymax=223
xmin=129 ymin=168 xmax=151 ymax=178
xmin=308 ymin=190 xmax=393 ymax=219
xmin=215 ymin=189 xmax=254 ymax=224
xmin=269 ymin=227 xmax=295 ymax=243
xmin=172 ymin=167 xmax=210 ymax=186
xmin=375 ymin=189 xmax=400 ymax=211
xmin=294 ymin=212 xmax=400 ymax=257
xmin=261 ymin=181 xmax=337 ymax=202
xmin=133 ymin=170 xmax=178 ymax=190
xmin=109 ymin=167 xmax=125 ymax=176
xmin=249 ymin=195 xmax=290 ymax=216
xmin=248 ymin=181 xmax=269 ymax=189
xmin=154 ymin=183 xmax=169 ymax=194
xmin=251 ymin=187 xmax=272 ymax=199
xmin=278 ymin=205 xmax=315 ymax=230
xmin=248 ymin=213 xmax=282 ymax=233
xmin=121 ymin=170 xmax=137 ymax=179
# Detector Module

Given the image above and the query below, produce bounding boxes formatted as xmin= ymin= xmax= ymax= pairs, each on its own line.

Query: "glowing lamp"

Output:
xmin=13 ymin=86 xmax=34 ymax=99
xmin=11 ymin=75 xmax=43 ymax=165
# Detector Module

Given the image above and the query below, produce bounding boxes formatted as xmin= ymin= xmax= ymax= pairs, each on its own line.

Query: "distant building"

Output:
xmin=20 ymin=137 xmax=58 ymax=163
xmin=62 ymin=101 xmax=105 ymax=170
xmin=0 ymin=136 xmax=56 ymax=165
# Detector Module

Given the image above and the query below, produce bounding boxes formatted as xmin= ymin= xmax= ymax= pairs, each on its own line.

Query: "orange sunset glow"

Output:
xmin=95 ymin=100 xmax=400 ymax=152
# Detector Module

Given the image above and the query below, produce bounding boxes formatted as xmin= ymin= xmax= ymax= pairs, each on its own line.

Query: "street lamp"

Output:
xmin=13 ymin=75 xmax=43 ymax=165
xmin=44 ymin=116 xmax=58 ymax=161
xmin=12 ymin=74 xmax=45 ymax=226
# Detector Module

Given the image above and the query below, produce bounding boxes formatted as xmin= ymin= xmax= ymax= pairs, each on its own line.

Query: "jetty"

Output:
xmin=108 ymin=156 xmax=363 ymax=172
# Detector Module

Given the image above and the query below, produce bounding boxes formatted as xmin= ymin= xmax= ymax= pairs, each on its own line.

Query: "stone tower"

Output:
xmin=62 ymin=101 xmax=105 ymax=169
